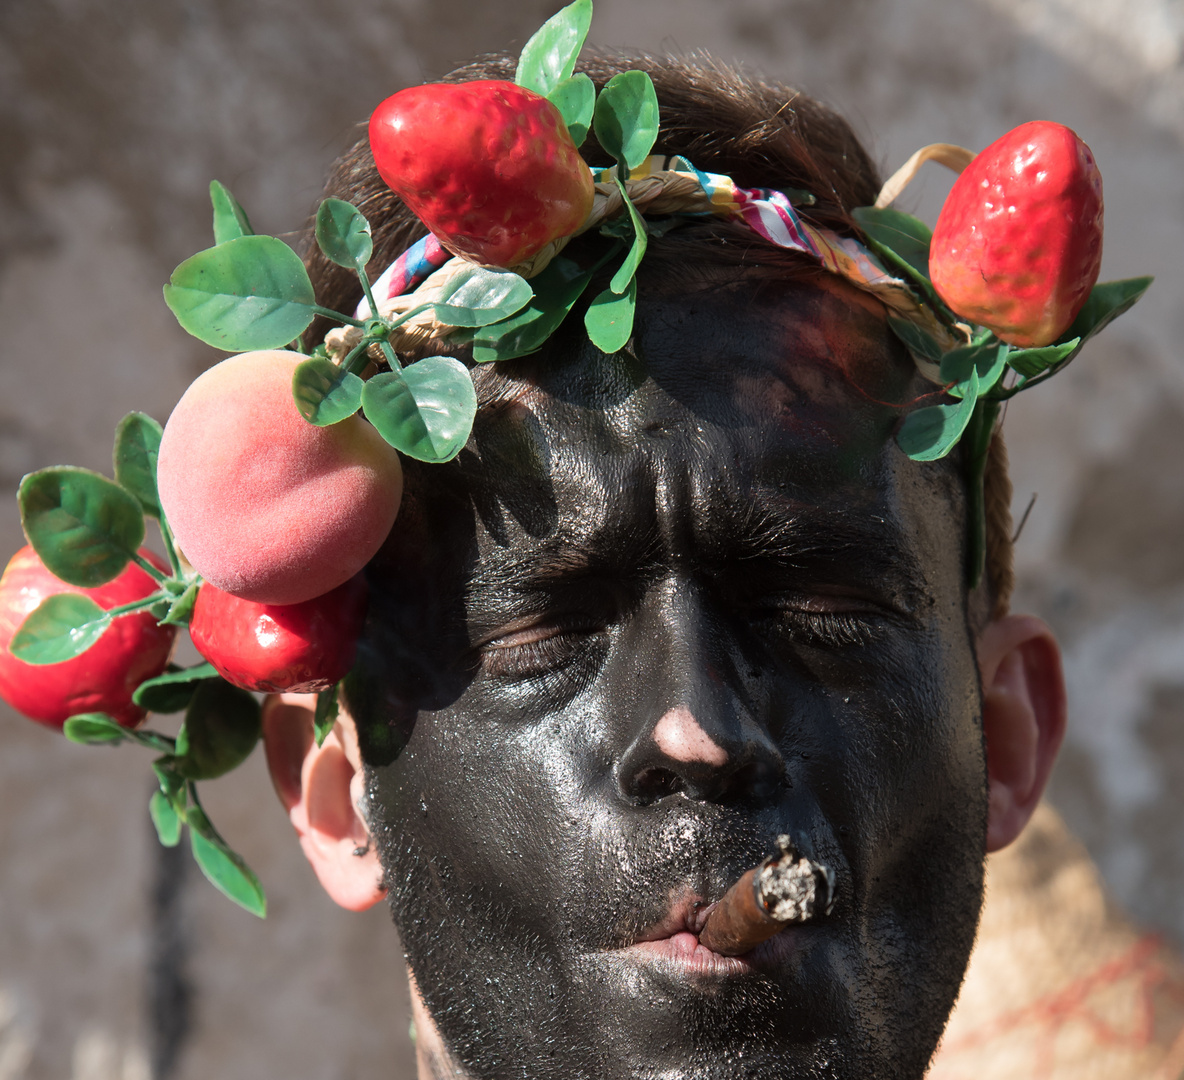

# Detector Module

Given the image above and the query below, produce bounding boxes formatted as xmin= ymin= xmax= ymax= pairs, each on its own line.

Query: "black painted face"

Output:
xmin=352 ymin=271 xmax=988 ymax=1080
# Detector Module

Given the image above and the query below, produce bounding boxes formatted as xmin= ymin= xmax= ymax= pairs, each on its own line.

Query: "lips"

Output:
xmin=612 ymin=894 xmax=794 ymax=979
xmin=625 ymin=929 xmax=756 ymax=977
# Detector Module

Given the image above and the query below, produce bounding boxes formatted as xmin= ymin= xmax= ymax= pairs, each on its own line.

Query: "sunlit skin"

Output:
xmin=337 ymin=269 xmax=992 ymax=1079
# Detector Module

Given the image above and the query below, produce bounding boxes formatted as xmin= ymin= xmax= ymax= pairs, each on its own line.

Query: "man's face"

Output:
xmin=353 ymin=270 xmax=988 ymax=1080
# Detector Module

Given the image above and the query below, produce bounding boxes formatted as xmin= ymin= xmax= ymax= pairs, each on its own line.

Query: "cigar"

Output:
xmin=698 ymin=835 xmax=835 ymax=956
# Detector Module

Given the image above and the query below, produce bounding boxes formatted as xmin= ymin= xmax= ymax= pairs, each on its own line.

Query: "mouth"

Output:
xmin=610 ymin=896 xmax=797 ymax=979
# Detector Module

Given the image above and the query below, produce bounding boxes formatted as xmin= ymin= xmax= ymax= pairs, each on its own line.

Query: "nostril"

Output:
xmin=630 ymin=766 xmax=685 ymax=803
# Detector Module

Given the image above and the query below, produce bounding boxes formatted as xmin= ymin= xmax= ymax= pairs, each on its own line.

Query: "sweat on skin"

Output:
xmin=263 ymin=268 xmax=1066 ymax=1080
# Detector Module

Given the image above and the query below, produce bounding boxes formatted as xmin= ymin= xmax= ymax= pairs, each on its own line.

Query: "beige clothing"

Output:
xmin=929 ymin=803 xmax=1184 ymax=1079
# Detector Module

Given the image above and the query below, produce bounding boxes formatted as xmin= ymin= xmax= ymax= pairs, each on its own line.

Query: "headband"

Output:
xmin=344 ymin=155 xmax=954 ymax=385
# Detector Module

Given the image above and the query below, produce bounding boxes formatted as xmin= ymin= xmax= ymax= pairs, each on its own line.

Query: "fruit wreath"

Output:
xmin=0 ymin=0 xmax=1151 ymax=916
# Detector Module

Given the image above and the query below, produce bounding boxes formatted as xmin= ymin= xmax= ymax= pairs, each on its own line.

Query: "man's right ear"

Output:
xmin=261 ymin=693 xmax=387 ymax=912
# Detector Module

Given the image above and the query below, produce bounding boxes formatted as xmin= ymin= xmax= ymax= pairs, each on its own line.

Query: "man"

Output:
xmin=262 ymin=52 xmax=1065 ymax=1079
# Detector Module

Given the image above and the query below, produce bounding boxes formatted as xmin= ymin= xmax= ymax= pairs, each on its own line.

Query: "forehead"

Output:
xmin=462 ymin=273 xmax=932 ymax=568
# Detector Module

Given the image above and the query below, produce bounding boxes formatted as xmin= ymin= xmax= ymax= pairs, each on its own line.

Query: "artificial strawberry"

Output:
xmin=929 ymin=121 xmax=1103 ymax=348
xmin=369 ymin=80 xmax=595 ymax=268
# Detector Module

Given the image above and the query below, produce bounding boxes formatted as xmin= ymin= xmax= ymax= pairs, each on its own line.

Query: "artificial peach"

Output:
xmin=157 ymin=350 xmax=402 ymax=605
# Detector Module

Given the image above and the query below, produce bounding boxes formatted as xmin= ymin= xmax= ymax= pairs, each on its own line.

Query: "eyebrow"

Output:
xmin=465 ymin=521 xmax=665 ymax=602
xmin=464 ymin=491 xmax=928 ymax=616
xmin=716 ymin=496 xmax=928 ymax=606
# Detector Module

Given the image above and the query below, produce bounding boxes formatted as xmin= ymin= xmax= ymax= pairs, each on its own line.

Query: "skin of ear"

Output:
xmin=975 ymin=614 xmax=1067 ymax=853
xmin=261 ymin=693 xmax=386 ymax=911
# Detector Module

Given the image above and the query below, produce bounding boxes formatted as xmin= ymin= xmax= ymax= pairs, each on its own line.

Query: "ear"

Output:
xmin=261 ymin=693 xmax=386 ymax=911
xmin=976 ymin=614 xmax=1067 ymax=853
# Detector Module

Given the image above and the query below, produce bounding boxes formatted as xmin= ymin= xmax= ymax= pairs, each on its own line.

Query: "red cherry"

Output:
xmin=930 ymin=121 xmax=1103 ymax=348
xmin=189 ymin=577 xmax=368 ymax=694
xmin=0 ymin=546 xmax=176 ymax=728
xmin=369 ymin=80 xmax=595 ymax=268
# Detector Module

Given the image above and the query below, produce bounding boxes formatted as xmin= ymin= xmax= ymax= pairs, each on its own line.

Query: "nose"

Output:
xmin=613 ymin=578 xmax=786 ymax=805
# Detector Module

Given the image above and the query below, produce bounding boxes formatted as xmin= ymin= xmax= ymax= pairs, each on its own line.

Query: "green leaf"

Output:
xmin=609 ymin=177 xmax=648 ymax=295
xmin=173 ymin=679 xmax=262 ymax=780
xmin=1006 ymin=338 xmax=1080 ymax=379
xmin=210 ymin=181 xmax=254 ymax=245
xmin=943 ymin=342 xmax=1009 ymax=397
xmin=593 ymin=70 xmax=660 ymax=172
xmin=362 ymin=359 xmax=477 ymax=463
xmin=63 ymin=712 xmax=128 ymax=745
xmin=584 ymin=277 xmax=636 ymax=353
xmin=547 ymin=73 xmax=595 ymax=146
xmin=158 ymin=580 xmax=200 ymax=626
xmin=851 ymin=206 xmax=932 ymax=278
xmin=19 ymin=467 xmax=146 ymax=587
xmin=887 ymin=317 xmax=942 ymax=364
xmin=897 ymin=370 xmax=980 ymax=462
xmin=314 ymin=686 xmax=339 ymax=748
xmin=163 ymin=235 xmax=316 ymax=352
xmin=973 ymin=344 xmax=1009 ymax=395
xmin=112 ymin=413 xmax=164 ymax=519
xmin=188 ymin=805 xmax=267 ymax=917
xmin=133 ymin=662 xmax=218 ymax=714
xmin=315 ymin=198 xmax=374 ymax=270
xmin=467 ymin=256 xmax=594 ymax=362
xmin=10 ymin=594 xmax=110 ymax=664
xmin=149 ymin=790 xmax=182 ymax=847
xmin=292 ymin=357 xmax=364 ymax=426
xmin=432 ymin=267 xmax=534 ymax=328
xmin=1060 ymin=277 xmax=1153 ymax=346
xmin=515 ymin=0 xmax=593 ymax=96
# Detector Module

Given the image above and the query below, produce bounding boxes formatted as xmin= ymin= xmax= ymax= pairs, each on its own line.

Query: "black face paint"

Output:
xmin=350 ymin=273 xmax=988 ymax=1080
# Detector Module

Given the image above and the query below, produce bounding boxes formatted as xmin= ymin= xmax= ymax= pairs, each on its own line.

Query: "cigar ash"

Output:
xmin=757 ymin=835 xmax=836 ymax=923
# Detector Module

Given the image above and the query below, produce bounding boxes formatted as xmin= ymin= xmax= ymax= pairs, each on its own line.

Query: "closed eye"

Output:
xmin=479 ymin=617 xmax=608 ymax=681
xmin=743 ymin=594 xmax=890 ymax=650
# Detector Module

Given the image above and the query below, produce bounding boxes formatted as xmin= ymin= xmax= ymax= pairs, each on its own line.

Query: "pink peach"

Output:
xmin=158 ymin=350 xmax=402 ymax=605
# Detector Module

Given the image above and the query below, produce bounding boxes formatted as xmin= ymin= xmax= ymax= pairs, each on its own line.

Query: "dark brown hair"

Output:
xmin=304 ymin=50 xmax=1014 ymax=616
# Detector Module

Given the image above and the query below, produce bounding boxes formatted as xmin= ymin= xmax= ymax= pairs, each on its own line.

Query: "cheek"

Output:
xmin=373 ymin=706 xmax=591 ymax=934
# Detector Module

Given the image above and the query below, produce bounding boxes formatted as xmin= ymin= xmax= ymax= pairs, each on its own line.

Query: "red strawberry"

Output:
xmin=929 ymin=121 xmax=1103 ymax=348
xmin=369 ymin=80 xmax=595 ymax=268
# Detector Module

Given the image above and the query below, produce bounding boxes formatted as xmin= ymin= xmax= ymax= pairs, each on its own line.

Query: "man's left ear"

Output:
xmin=261 ymin=693 xmax=387 ymax=911
xmin=976 ymin=614 xmax=1067 ymax=852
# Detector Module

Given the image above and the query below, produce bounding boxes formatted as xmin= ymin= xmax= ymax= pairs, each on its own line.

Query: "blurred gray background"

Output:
xmin=0 ymin=0 xmax=1181 ymax=1076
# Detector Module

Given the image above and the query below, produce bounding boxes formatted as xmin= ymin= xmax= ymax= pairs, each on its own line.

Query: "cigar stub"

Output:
xmin=698 ymin=835 xmax=835 ymax=956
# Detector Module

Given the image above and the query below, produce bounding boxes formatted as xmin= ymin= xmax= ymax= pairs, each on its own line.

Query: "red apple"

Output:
xmin=0 ymin=546 xmax=176 ymax=728
xmin=188 ymin=577 xmax=367 ymax=693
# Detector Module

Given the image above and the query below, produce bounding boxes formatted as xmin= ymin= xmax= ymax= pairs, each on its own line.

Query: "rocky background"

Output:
xmin=0 ymin=0 xmax=1180 ymax=1076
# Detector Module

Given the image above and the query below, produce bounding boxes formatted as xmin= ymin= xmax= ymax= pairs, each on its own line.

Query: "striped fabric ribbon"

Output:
xmin=358 ymin=233 xmax=452 ymax=318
